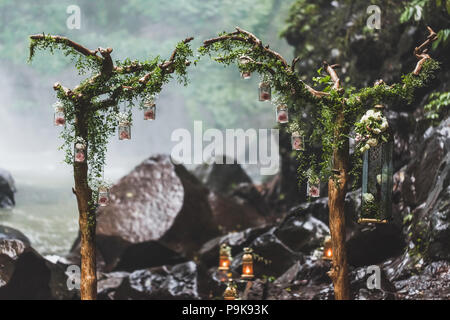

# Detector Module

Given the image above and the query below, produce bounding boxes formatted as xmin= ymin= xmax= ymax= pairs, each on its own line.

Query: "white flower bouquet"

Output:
xmin=355 ymin=108 xmax=390 ymax=153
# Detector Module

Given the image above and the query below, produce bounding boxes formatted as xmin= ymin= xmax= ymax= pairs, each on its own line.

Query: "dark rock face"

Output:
xmin=395 ymin=119 xmax=450 ymax=261
xmin=114 ymin=261 xmax=200 ymax=300
xmin=0 ymin=227 xmax=76 ymax=300
xmin=0 ymin=169 xmax=16 ymax=209
xmin=194 ymin=158 xmax=252 ymax=195
xmin=97 ymin=271 xmax=129 ymax=300
xmin=112 ymin=241 xmax=187 ymax=272
xmin=274 ymin=211 xmax=329 ymax=254
xmin=347 ymin=224 xmax=405 ymax=267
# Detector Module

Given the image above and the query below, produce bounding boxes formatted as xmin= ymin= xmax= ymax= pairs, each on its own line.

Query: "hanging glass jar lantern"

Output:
xmin=218 ymin=243 xmax=231 ymax=271
xmin=241 ymin=247 xmax=254 ymax=280
xmin=307 ymin=177 xmax=320 ymax=198
xmin=53 ymin=102 xmax=66 ymax=126
xmin=97 ymin=185 xmax=110 ymax=207
xmin=359 ymin=105 xmax=393 ymax=224
xmin=291 ymin=131 xmax=305 ymax=151
xmin=74 ymin=139 xmax=86 ymax=163
xmin=143 ymin=96 xmax=156 ymax=120
xmin=239 ymin=56 xmax=251 ymax=80
xmin=258 ymin=81 xmax=271 ymax=101
xmin=276 ymin=105 xmax=289 ymax=124
xmin=322 ymin=236 xmax=332 ymax=260
xmin=118 ymin=120 xmax=131 ymax=140
xmin=360 ymin=141 xmax=393 ymax=224
xmin=223 ymin=280 xmax=238 ymax=300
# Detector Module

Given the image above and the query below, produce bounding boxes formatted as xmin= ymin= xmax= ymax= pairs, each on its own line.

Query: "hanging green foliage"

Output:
xmin=199 ymin=27 xmax=440 ymax=186
xmin=28 ymin=34 xmax=194 ymax=203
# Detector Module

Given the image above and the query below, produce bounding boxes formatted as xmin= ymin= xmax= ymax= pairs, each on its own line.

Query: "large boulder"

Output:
xmin=114 ymin=261 xmax=200 ymax=300
xmin=70 ymin=155 xmax=269 ymax=271
xmin=70 ymin=155 xmax=219 ymax=270
xmin=0 ymin=169 xmax=16 ymax=209
xmin=0 ymin=226 xmax=76 ymax=300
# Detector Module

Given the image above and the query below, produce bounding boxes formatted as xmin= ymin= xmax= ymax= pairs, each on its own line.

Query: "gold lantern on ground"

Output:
xmin=322 ymin=236 xmax=332 ymax=260
xmin=218 ymin=243 xmax=231 ymax=271
xmin=241 ymin=247 xmax=254 ymax=280
xmin=223 ymin=280 xmax=238 ymax=300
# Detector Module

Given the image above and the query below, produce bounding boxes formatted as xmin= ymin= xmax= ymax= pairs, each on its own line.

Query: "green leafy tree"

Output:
xmin=200 ymin=26 xmax=440 ymax=299
xmin=28 ymin=33 xmax=194 ymax=300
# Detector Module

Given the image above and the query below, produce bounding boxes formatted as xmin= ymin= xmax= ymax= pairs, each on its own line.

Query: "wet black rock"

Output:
xmin=0 ymin=169 xmax=16 ymax=209
xmin=97 ymin=271 xmax=129 ymax=300
xmin=114 ymin=261 xmax=200 ymax=300
xmin=274 ymin=211 xmax=329 ymax=254
xmin=0 ymin=227 xmax=77 ymax=300
xmin=194 ymin=157 xmax=252 ymax=195
xmin=347 ymin=223 xmax=405 ymax=267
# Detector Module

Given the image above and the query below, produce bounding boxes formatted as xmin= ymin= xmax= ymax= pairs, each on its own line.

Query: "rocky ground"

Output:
xmin=0 ymin=116 xmax=449 ymax=300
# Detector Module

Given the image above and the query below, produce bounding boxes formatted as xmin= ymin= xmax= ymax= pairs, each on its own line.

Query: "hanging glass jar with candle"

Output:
xmin=307 ymin=175 xmax=320 ymax=198
xmin=218 ymin=243 xmax=231 ymax=271
xmin=291 ymin=131 xmax=305 ymax=151
xmin=241 ymin=247 xmax=254 ymax=280
xmin=276 ymin=105 xmax=289 ymax=124
xmin=116 ymin=112 xmax=131 ymax=140
xmin=239 ymin=56 xmax=251 ymax=79
xmin=118 ymin=121 xmax=131 ymax=140
xmin=53 ymin=102 xmax=66 ymax=126
xmin=143 ymin=95 xmax=156 ymax=120
xmin=97 ymin=185 xmax=110 ymax=207
xmin=74 ymin=138 xmax=86 ymax=163
xmin=357 ymin=105 xmax=393 ymax=224
xmin=258 ymin=81 xmax=271 ymax=101
xmin=322 ymin=236 xmax=332 ymax=260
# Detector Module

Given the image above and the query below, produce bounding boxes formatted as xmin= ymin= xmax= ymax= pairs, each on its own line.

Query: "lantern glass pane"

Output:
xmin=361 ymin=142 xmax=393 ymax=221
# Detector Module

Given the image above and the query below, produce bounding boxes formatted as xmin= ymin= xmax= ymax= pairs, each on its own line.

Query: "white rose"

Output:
xmin=360 ymin=144 xmax=370 ymax=153
xmin=367 ymin=138 xmax=378 ymax=147
xmin=363 ymin=193 xmax=375 ymax=203
xmin=380 ymin=120 xmax=388 ymax=131
xmin=373 ymin=128 xmax=381 ymax=134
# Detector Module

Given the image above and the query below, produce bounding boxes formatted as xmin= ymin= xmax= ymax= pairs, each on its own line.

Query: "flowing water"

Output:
xmin=0 ymin=171 xmax=78 ymax=256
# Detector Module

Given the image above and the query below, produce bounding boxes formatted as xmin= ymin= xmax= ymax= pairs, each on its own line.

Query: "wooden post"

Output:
xmin=327 ymin=107 xmax=351 ymax=300
xmin=73 ymin=104 xmax=97 ymax=300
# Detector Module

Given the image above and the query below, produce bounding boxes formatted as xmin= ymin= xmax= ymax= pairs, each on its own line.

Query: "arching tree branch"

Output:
xmin=413 ymin=26 xmax=438 ymax=75
xmin=30 ymin=34 xmax=101 ymax=59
